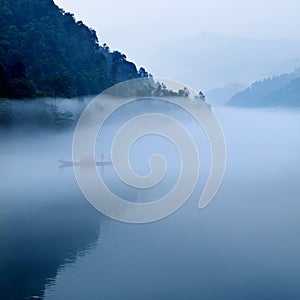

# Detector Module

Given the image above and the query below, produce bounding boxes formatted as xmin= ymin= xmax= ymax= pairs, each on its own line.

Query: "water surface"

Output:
xmin=1 ymin=105 xmax=300 ymax=300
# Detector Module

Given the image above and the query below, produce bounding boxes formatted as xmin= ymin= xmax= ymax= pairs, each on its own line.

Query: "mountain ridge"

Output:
xmin=227 ymin=67 xmax=300 ymax=107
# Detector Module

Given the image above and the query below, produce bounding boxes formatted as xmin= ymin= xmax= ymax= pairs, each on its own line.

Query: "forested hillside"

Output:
xmin=227 ymin=68 xmax=300 ymax=107
xmin=0 ymin=0 xmax=149 ymax=99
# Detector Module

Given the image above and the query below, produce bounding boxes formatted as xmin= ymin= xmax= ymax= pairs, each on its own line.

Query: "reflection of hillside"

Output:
xmin=0 ymin=191 xmax=102 ymax=300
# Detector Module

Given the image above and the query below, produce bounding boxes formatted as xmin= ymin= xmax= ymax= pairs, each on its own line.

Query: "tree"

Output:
xmin=0 ymin=99 xmax=13 ymax=127
xmin=9 ymin=61 xmax=26 ymax=78
xmin=0 ymin=63 xmax=6 ymax=97
xmin=43 ymin=75 xmax=71 ymax=99
xmin=178 ymin=87 xmax=190 ymax=97
xmin=0 ymin=0 xmax=148 ymax=99
xmin=39 ymin=102 xmax=73 ymax=129
xmin=138 ymin=67 xmax=149 ymax=78
xmin=7 ymin=78 xmax=36 ymax=98
xmin=198 ymin=91 xmax=206 ymax=100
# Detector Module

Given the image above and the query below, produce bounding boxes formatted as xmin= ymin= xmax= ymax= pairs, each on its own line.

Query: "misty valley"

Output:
xmin=1 ymin=0 xmax=300 ymax=299
xmin=0 ymin=99 xmax=300 ymax=299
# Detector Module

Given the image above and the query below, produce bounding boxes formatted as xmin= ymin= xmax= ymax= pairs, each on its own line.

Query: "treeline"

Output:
xmin=0 ymin=0 xmax=150 ymax=99
xmin=228 ymin=68 xmax=300 ymax=107
xmin=0 ymin=80 xmax=207 ymax=129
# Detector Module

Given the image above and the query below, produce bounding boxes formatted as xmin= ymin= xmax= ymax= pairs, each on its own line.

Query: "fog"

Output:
xmin=147 ymin=34 xmax=300 ymax=92
xmin=1 ymin=100 xmax=300 ymax=299
xmin=54 ymin=0 xmax=300 ymax=46
xmin=54 ymin=0 xmax=300 ymax=93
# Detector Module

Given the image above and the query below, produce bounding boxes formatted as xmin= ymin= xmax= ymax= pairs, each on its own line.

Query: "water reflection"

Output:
xmin=0 ymin=129 xmax=104 ymax=300
xmin=44 ymin=107 xmax=300 ymax=300
xmin=1 ymin=106 xmax=300 ymax=300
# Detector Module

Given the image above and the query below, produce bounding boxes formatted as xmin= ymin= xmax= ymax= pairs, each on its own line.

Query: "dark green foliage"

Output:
xmin=137 ymin=81 xmax=190 ymax=98
xmin=198 ymin=91 xmax=206 ymax=100
xmin=0 ymin=99 xmax=13 ymax=127
xmin=42 ymin=75 xmax=71 ymax=98
xmin=38 ymin=102 xmax=74 ymax=129
xmin=0 ymin=63 xmax=6 ymax=97
xmin=178 ymin=87 xmax=190 ymax=98
xmin=7 ymin=78 xmax=36 ymax=98
xmin=0 ymin=99 xmax=75 ymax=130
xmin=0 ymin=0 xmax=147 ymax=99
xmin=138 ymin=67 xmax=149 ymax=78
xmin=104 ymin=77 xmax=193 ymax=99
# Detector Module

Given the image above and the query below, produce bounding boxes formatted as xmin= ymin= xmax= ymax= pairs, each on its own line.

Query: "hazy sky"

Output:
xmin=54 ymin=0 xmax=300 ymax=86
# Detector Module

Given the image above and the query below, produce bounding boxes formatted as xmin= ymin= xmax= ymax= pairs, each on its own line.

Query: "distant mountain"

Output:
xmin=143 ymin=33 xmax=300 ymax=91
xmin=227 ymin=68 xmax=300 ymax=107
xmin=0 ymin=0 xmax=149 ymax=99
xmin=206 ymin=83 xmax=245 ymax=106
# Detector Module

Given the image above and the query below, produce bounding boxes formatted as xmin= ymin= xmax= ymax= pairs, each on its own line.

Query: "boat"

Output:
xmin=59 ymin=157 xmax=113 ymax=168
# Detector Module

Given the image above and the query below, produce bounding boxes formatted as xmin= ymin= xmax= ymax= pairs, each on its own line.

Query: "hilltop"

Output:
xmin=0 ymin=0 xmax=149 ymax=99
